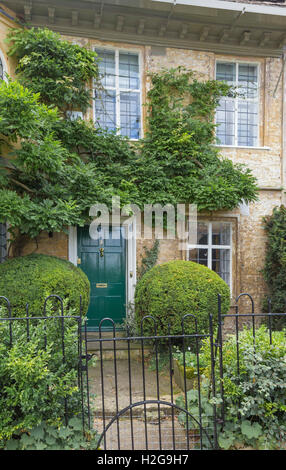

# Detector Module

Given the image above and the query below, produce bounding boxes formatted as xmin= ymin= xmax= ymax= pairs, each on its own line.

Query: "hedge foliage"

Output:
xmin=135 ymin=260 xmax=230 ymax=336
xmin=262 ymin=205 xmax=286 ymax=328
xmin=0 ymin=254 xmax=90 ymax=316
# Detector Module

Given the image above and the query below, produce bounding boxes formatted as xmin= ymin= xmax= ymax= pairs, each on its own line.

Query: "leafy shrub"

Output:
xmin=185 ymin=325 xmax=286 ymax=450
xmin=0 ymin=254 xmax=90 ymax=316
xmin=263 ymin=205 xmax=286 ymax=329
xmin=7 ymin=27 xmax=99 ymax=113
xmin=176 ymin=389 xmax=215 ymax=449
xmin=173 ymin=347 xmax=208 ymax=379
xmin=135 ymin=260 xmax=230 ymax=337
xmin=3 ymin=419 xmax=99 ymax=451
xmin=0 ymin=300 xmax=92 ymax=449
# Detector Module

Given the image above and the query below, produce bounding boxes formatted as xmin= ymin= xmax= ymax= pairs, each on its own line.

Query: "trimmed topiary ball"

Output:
xmin=135 ymin=260 xmax=230 ymax=337
xmin=0 ymin=254 xmax=90 ymax=316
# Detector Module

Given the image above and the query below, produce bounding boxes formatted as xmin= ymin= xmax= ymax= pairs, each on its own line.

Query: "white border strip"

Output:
xmin=152 ymin=0 xmax=286 ymax=17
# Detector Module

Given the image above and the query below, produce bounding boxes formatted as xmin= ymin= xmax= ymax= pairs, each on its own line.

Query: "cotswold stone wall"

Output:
xmin=18 ymin=36 xmax=284 ymax=311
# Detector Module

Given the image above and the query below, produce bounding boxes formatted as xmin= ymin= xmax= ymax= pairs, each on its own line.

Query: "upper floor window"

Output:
xmin=216 ymin=62 xmax=258 ymax=147
xmin=187 ymin=221 xmax=232 ymax=288
xmin=94 ymin=49 xmax=141 ymax=139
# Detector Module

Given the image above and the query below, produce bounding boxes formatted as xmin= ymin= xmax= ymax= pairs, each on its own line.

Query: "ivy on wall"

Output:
xmin=0 ymin=27 xmax=259 ymax=252
xmin=262 ymin=205 xmax=286 ymax=328
xmin=137 ymin=239 xmax=160 ymax=279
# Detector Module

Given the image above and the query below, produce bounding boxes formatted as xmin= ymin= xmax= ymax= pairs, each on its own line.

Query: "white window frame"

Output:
xmin=93 ymin=46 xmax=143 ymax=140
xmin=215 ymin=60 xmax=260 ymax=148
xmin=187 ymin=221 xmax=232 ymax=292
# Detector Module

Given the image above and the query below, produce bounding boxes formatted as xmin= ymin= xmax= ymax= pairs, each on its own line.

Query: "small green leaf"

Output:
xmin=218 ymin=432 xmax=235 ymax=450
xmin=241 ymin=420 xmax=262 ymax=440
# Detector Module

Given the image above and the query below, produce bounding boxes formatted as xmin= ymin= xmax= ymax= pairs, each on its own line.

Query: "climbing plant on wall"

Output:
xmin=262 ymin=205 xmax=286 ymax=329
xmin=0 ymin=27 xmax=258 ymax=254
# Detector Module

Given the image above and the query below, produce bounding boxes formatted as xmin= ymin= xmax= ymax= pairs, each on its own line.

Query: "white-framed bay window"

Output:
xmin=216 ymin=61 xmax=259 ymax=147
xmin=94 ymin=48 xmax=142 ymax=139
xmin=187 ymin=221 xmax=232 ymax=288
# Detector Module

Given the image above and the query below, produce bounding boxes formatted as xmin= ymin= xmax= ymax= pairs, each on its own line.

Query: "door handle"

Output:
xmin=100 ymin=247 xmax=104 ymax=257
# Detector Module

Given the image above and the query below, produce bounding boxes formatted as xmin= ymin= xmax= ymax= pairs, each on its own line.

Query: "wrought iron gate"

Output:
xmin=83 ymin=314 xmax=220 ymax=451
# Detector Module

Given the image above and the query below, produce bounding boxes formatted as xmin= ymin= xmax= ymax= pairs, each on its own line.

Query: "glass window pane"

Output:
xmin=120 ymin=92 xmax=141 ymax=139
xmin=95 ymin=89 xmax=117 ymax=132
xmin=119 ymin=53 xmax=139 ymax=90
xmin=95 ymin=49 xmax=116 ymax=88
xmin=212 ymin=222 xmax=231 ymax=246
xmin=238 ymin=64 xmax=258 ymax=99
xmin=238 ymin=101 xmax=258 ymax=147
xmin=212 ymin=248 xmax=230 ymax=285
xmin=216 ymin=62 xmax=236 ymax=87
xmin=189 ymin=248 xmax=208 ymax=267
xmin=197 ymin=222 xmax=208 ymax=245
xmin=216 ymin=98 xmax=235 ymax=145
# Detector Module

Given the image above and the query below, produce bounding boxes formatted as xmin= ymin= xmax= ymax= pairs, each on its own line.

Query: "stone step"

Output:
xmin=86 ymin=331 xmax=153 ymax=357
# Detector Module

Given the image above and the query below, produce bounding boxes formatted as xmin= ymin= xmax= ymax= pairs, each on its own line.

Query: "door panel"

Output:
xmin=77 ymin=225 xmax=126 ymax=329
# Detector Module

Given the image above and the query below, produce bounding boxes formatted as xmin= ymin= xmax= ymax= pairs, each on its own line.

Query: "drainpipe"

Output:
xmin=282 ymin=47 xmax=286 ymax=205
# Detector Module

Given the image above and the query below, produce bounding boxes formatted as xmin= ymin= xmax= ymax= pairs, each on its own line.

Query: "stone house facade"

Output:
xmin=1 ymin=0 xmax=286 ymax=324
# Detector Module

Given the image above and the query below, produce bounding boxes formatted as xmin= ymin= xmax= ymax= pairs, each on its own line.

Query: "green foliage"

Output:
xmin=3 ymin=419 xmax=99 ymax=450
xmin=137 ymin=239 xmax=160 ymax=279
xmin=176 ymin=388 xmax=214 ymax=448
xmin=0 ymin=81 xmax=133 ymax=242
xmin=0 ymin=28 xmax=258 ymax=245
xmin=262 ymin=205 xmax=286 ymax=328
xmin=0 ymin=302 xmax=90 ymax=448
xmin=7 ymin=27 xmax=99 ymax=113
xmin=135 ymin=260 xmax=230 ymax=337
xmin=135 ymin=67 xmax=258 ymax=211
xmin=194 ymin=325 xmax=286 ymax=449
xmin=173 ymin=348 xmax=208 ymax=379
xmin=0 ymin=254 xmax=90 ymax=316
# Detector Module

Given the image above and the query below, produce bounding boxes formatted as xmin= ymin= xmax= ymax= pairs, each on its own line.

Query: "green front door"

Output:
xmin=77 ymin=225 xmax=126 ymax=330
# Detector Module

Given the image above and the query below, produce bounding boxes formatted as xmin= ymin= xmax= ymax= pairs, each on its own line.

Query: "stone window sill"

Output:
xmin=215 ymin=145 xmax=271 ymax=151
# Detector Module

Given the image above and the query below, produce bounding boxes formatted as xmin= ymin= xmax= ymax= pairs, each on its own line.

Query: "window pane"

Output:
xmin=238 ymin=64 xmax=258 ymax=99
xmin=120 ymin=92 xmax=141 ymax=139
xmin=216 ymin=98 xmax=235 ymax=145
xmin=238 ymin=101 xmax=258 ymax=147
xmin=197 ymin=222 xmax=208 ymax=245
xmin=0 ymin=223 xmax=7 ymax=263
xmin=189 ymin=248 xmax=208 ymax=267
xmin=212 ymin=222 xmax=231 ymax=246
xmin=212 ymin=248 xmax=230 ymax=285
xmin=216 ymin=62 xmax=236 ymax=87
xmin=95 ymin=49 xmax=116 ymax=88
xmin=119 ymin=53 xmax=139 ymax=90
xmin=95 ymin=90 xmax=116 ymax=132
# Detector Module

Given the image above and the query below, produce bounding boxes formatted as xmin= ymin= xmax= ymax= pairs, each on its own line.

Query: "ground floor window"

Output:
xmin=0 ymin=223 xmax=7 ymax=263
xmin=187 ymin=221 xmax=232 ymax=287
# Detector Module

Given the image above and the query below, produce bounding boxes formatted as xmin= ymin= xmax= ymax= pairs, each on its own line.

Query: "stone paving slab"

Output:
xmin=88 ymin=358 xmax=182 ymax=414
xmin=87 ymin=358 xmax=196 ymax=450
